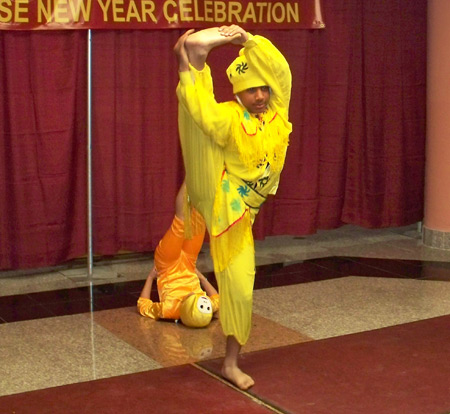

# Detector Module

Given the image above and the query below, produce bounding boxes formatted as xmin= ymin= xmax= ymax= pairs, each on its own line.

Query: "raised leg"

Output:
xmin=184 ymin=27 xmax=229 ymax=70
xmin=174 ymin=182 xmax=187 ymax=220
xmin=184 ymin=26 xmax=249 ymax=70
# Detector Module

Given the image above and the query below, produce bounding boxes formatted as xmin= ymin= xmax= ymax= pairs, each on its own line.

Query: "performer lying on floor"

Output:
xmin=137 ymin=183 xmax=219 ymax=328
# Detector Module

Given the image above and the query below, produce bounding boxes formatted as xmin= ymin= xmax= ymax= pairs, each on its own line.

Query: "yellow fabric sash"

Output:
xmin=228 ymin=101 xmax=291 ymax=173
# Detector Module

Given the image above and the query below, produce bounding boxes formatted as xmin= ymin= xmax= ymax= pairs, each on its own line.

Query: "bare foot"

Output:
xmin=185 ymin=27 xmax=246 ymax=70
xmin=185 ymin=27 xmax=230 ymax=48
xmin=184 ymin=27 xmax=223 ymax=70
xmin=222 ymin=365 xmax=255 ymax=390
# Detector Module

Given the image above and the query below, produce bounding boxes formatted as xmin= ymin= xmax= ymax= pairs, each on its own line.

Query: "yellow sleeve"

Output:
xmin=243 ymin=34 xmax=292 ymax=117
xmin=137 ymin=297 xmax=163 ymax=320
xmin=176 ymin=65 xmax=234 ymax=147
xmin=209 ymin=293 xmax=220 ymax=313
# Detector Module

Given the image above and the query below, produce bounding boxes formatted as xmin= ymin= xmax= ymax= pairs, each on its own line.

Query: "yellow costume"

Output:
xmin=176 ymin=34 xmax=292 ymax=344
xmin=137 ymin=210 xmax=219 ymax=321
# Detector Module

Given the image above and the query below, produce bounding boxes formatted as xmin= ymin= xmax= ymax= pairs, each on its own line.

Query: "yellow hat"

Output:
xmin=226 ymin=51 xmax=266 ymax=94
xmin=180 ymin=294 xmax=213 ymax=328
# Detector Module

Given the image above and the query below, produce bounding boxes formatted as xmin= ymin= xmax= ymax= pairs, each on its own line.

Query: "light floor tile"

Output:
xmin=92 ymin=307 xmax=312 ymax=367
xmin=0 ymin=314 xmax=161 ymax=396
xmin=253 ymin=277 xmax=450 ymax=340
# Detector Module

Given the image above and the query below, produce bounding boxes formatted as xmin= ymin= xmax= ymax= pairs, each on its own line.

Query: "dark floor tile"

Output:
xmin=255 ymin=263 xmax=284 ymax=287
xmin=259 ymin=261 xmax=319 ymax=277
xmin=406 ymin=260 xmax=450 ymax=281
xmin=0 ymin=294 xmax=55 ymax=322
xmin=115 ymin=279 xmax=149 ymax=294
xmin=128 ymin=291 xmax=142 ymax=300
xmin=300 ymin=263 xmax=344 ymax=282
xmin=345 ymin=257 xmax=424 ymax=278
xmin=254 ymin=275 xmax=277 ymax=289
xmin=2 ymin=257 xmax=448 ymax=324
xmin=254 ymin=261 xmax=342 ymax=288
xmin=93 ymin=293 xmax=140 ymax=310
xmin=0 ymin=365 xmax=274 ymax=414
xmin=314 ymin=257 xmax=450 ymax=281
xmin=270 ymin=272 xmax=311 ymax=287
xmin=255 ymin=262 xmax=286 ymax=277
xmin=346 ymin=262 xmax=411 ymax=278
xmin=149 ymin=290 xmax=159 ymax=302
xmin=28 ymin=284 xmax=136 ymax=307
xmin=42 ymin=299 xmax=95 ymax=316
xmin=0 ymin=302 xmax=55 ymax=322
xmin=92 ymin=283 xmax=130 ymax=295
xmin=310 ymin=257 xmax=410 ymax=279
xmin=199 ymin=315 xmax=450 ymax=414
xmin=307 ymin=256 xmax=355 ymax=274
xmin=388 ymin=258 xmax=425 ymax=267
xmin=345 ymin=257 xmax=450 ymax=281
xmin=28 ymin=287 xmax=91 ymax=304
xmin=203 ymin=271 xmax=218 ymax=289
xmin=0 ymin=294 xmax=38 ymax=308
xmin=275 ymin=260 xmax=344 ymax=282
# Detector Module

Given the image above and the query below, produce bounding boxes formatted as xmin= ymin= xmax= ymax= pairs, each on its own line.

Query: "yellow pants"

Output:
xmin=215 ymin=242 xmax=255 ymax=345
xmin=179 ymin=103 xmax=255 ymax=346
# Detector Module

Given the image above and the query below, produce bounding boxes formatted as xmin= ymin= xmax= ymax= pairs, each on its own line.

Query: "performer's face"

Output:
xmin=238 ymin=86 xmax=270 ymax=114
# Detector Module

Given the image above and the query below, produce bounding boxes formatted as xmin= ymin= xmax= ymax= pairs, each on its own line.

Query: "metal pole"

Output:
xmin=87 ymin=29 xmax=93 ymax=279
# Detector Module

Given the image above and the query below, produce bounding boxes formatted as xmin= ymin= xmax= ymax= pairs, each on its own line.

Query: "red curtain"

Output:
xmin=0 ymin=32 xmax=88 ymax=269
xmin=0 ymin=0 xmax=427 ymax=270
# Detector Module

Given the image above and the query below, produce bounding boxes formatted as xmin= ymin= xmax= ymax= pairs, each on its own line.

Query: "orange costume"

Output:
xmin=137 ymin=209 xmax=219 ymax=320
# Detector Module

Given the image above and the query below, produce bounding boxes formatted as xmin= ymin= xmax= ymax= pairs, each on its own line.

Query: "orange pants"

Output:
xmin=155 ymin=208 xmax=206 ymax=272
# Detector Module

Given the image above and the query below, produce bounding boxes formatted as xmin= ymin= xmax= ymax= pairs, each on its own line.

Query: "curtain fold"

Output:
xmin=0 ymin=0 xmax=427 ymax=270
xmin=90 ymin=30 xmax=185 ymax=255
xmin=0 ymin=32 xmax=87 ymax=269
xmin=339 ymin=0 xmax=427 ymax=227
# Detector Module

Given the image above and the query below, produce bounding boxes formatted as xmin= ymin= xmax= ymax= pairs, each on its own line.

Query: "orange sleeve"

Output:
xmin=209 ymin=293 xmax=220 ymax=313
xmin=137 ymin=297 xmax=163 ymax=319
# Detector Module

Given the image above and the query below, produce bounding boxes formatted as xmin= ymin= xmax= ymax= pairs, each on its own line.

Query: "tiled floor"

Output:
xmin=1 ymin=224 xmax=450 ymax=413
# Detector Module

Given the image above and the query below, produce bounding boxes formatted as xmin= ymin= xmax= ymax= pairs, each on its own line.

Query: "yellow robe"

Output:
xmin=176 ymin=34 xmax=292 ymax=344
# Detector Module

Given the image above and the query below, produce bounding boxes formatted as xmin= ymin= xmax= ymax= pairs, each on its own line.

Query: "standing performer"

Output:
xmin=174 ymin=25 xmax=292 ymax=389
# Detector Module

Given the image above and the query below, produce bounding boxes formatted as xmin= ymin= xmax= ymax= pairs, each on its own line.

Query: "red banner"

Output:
xmin=0 ymin=0 xmax=325 ymax=30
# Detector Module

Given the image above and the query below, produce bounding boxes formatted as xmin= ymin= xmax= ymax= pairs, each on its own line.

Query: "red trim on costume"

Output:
xmin=213 ymin=208 xmax=249 ymax=238
xmin=240 ymin=123 xmax=257 ymax=136
xmin=239 ymin=112 xmax=278 ymax=136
